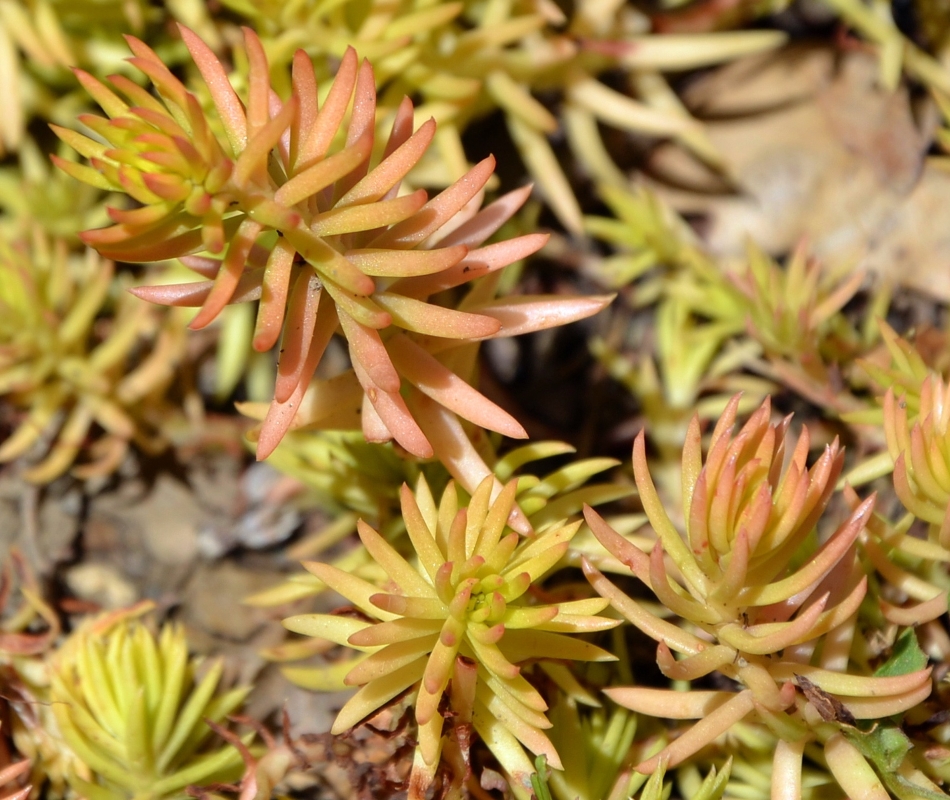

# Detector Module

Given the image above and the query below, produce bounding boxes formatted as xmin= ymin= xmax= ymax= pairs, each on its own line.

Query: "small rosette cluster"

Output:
xmin=583 ymin=396 xmax=933 ymax=787
xmin=884 ymin=373 xmax=950 ymax=546
xmin=284 ymin=475 xmax=619 ymax=797
xmin=0 ymin=231 xmax=181 ymax=482
xmin=50 ymin=615 xmax=250 ymax=800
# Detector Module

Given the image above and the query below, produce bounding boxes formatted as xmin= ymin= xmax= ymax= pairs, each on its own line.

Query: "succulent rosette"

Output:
xmin=49 ymin=613 xmax=250 ymax=800
xmin=884 ymin=373 xmax=950 ymax=546
xmin=54 ymin=25 xmax=612 ymax=492
xmin=283 ymin=474 xmax=619 ymax=798
xmin=583 ymin=396 xmax=934 ymax=796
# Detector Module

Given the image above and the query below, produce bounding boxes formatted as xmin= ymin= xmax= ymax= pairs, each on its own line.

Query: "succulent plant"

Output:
xmin=283 ymin=474 xmax=620 ymax=798
xmin=49 ymin=612 xmax=251 ymax=800
xmin=0 ymin=230 xmax=184 ymax=482
xmin=884 ymin=373 xmax=950 ymax=546
xmin=247 ymin=437 xmax=627 ymax=616
xmin=213 ymin=0 xmax=788 ymax=232
xmin=544 ymin=698 xmax=643 ymax=800
xmin=55 ymin=25 xmax=611 ymax=490
xmin=583 ymin=395 xmax=936 ymax=797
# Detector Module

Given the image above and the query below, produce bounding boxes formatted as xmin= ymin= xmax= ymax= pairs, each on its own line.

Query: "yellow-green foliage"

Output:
xmin=284 ymin=474 xmax=620 ymax=798
xmin=50 ymin=615 xmax=250 ymax=800
xmin=0 ymin=230 xmax=184 ymax=482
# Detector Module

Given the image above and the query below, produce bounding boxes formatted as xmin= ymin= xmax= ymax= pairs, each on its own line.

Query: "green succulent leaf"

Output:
xmin=875 ymin=629 xmax=929 ymax=678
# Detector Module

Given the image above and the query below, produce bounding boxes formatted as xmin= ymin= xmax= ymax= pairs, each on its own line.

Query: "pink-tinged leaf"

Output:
xmin=833 ymin=680 xmax=934 ymax=719
xmin=257 ymin=301 xmax=340 ymax=460
xmin=133 ymin=130 xmax=180 ymax=155
xmin=606 ymin=685 xmax=738 ymax=721
xmin=290 ymin=50 xmax=318 ymax=171
xmin=126 ymin=54 xmax=189 ymax=112
xmin=352 ymin=358 xmax=433 ymax=458
xmin=472 ymin=294 xmax=614 ymax=339
xmin=771 ymin=664 xmax=932 ymax=698
xmin=273 ymin=88 xmax=293 ymax=162
xmin=139 ymin=149 xmax=192 ymax=175
xmin=182 ymin=186 xmax=211 ymax=217
xmin=275 ymin=131 xmax=373 ymax=208
xmin=583 ymin=558 xmax=706 ymax=654
xmin=393 ymin=234 xmax=549 ymax=298
xmin=345 ymin=245 xmax=467 ymax=278
xmin=273 ymin=368 xmax=361 ymax=431
xmin=87 ymin=227 xmax=207 ymax=262
xmin=108 ymin=73 xmax=166 ymax=115
xmin=298 ymin=47 xmax=358 ymax=169
xmin=583 ymin=505 xmax=651 ymax=583
xmin=72 ymin=69 xmax=128 ymax=117
xmin=179 ymin=255 xmax=221 ymax=278
xmin=254 ymin=238 xmax=296 ymax=351
xmin=283 ymin=226 xmax=375 ymax=296
xmin=80 ymin=208 xmax=192 ymax=247
xmin=183 ymin=96 xmax=231 ymax=171
xmin=333 ymin=59 xmax=376 ymax=200
xmin=881 ymin=590 xmax=949 ymax=625
xmin=656 ymin=642 xmax=735 ymax=681
xmin=310 ymin=189 xmax=428 ymax=239
xmin=190 ymin=218 xmax=263 ymax=329
xmin=710 ymin=527 xmax=750 ymax=605
xmin=243 ymin=195 xmax=301 ymax=231
xmin=388 ymin=334 xmax=526 ymax=438
xmin=438 ymin=185 xmax=534 ymax=248
xmin=275 ymin=275 xmax=322 ymax=403
xmin=91 ymin=159 xmax=136 ymax=199
xmin=234 ymin=94 xmax=298 ymax=188
xmin=106 ymin=204 xmax=172 ymax=230
xmin=123 ymin=33 xmax=165 ymax=65
xmin=243 ymin=26 xmax=270 ymax=138
xmin=406 ymin=389 xmax=494 ymax=496
xmin=383 ymin=97 xmax=416 ymax=160
xmin=362 ymin=392 xmax=393 ymax=443
xmin=321 ymin=278 xmax=391 ymax=329
xmin=339 ymin=313 xmax=401 ymax=393
xmin=130 ymin=280 xmax=209 ymax=307
xmin=718 ymin=594 xmax=829 ymax=655
xmin=202 ymin=218 xmax=225 ymax=254
xmin=337 ymin=118 xmax=437 ymax=208
xmin=129 ymin=269 xmax=264 ymax=308
xmin=129 ymin=105 xmax=189 ymax=140
xmin=739 ymin=495 xmax=874 ymax=607
xmin=370 ymin=156 xmax=496 ymax=249
xmin=178 ymin=24 xmax=247 ymax=153
xmin=116 ymin=164 xmax=165 ymax=205
xmin=375 ymin=293 xmax=500 ymax=339
xmin=637 ymin=690 xmax=755 ymax=773
xmin=140 ymin=173 xmax=190 ymax=202
xmin=647 ymin=541 xmax=715 ymax=624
